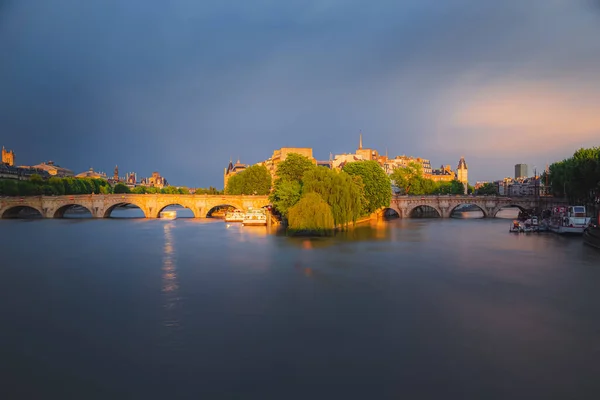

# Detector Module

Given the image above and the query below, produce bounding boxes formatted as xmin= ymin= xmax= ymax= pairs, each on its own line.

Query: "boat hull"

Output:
xmin=547 ymin=224 xmax=587 ymax=234
xmin=242 ymin=219 xmax=267 ymax=226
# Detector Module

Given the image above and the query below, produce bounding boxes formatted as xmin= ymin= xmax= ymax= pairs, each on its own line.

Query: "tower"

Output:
xmin=2 ymin=146 xmax=15 ymax=166
xmin=114 ymin=165 xmax=119 ymax=181
xmin=457 ymin=156 xmax=468 ymax=194
xmin=359 ymin=131 xmax=363 ymax=150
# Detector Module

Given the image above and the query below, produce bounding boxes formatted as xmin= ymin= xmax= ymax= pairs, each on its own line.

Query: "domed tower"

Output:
xmin=457 ymin=156 xmax=468 ymax=194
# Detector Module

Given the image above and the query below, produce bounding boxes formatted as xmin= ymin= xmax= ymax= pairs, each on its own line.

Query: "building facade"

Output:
xmin=430 ymin=165 xmax=456 ymax=182
xmin=76 ymin=168 xmax=107 ymax=179
xmin=457 ymin=157 xmax=468 ymax=194
xmin=31 ymin=161 xmax=74 ymax=177
xmin=141 ymin=172 xmax=168 ymax=188
xmin=1 ymin=146 xmax=15 ymax=166
xmin=515 ymin=164 xmax=528 ymax=179
xmin=223 ymin=159 xmax=249 ymax=189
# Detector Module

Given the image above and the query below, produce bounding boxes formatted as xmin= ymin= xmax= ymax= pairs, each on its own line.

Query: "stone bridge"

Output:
xmin=385 ymin=195 xmax=566 ymax=218
xmin=0 ymin=194 xmax=270 ymax=218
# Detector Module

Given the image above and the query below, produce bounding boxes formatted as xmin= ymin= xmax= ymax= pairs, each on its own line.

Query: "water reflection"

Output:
xmin=162 ymin=223 xmax=180 ymax=332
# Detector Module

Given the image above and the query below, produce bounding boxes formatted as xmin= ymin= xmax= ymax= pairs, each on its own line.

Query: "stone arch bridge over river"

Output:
xmin=0 ymin=194 xmax=565 ymax=219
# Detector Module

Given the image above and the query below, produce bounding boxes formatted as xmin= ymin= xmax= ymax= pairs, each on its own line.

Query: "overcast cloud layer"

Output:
xmin=1 ymin=0 xmax=599 ymax=186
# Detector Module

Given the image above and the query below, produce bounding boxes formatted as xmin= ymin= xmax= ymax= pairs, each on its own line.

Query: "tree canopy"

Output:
xmin=113 ymin=183 xmax=130 ymax=194
xmin=342 ymin=160 xmax=391 ymax=214
xmin=225 ymin=164 xmax=272 ymax=195
xmin=476 ymin=182 xmax=498 ymax=195
xmin=275 ymin=153 xmax=315 ymax=182
xmin=547 ymin=147 xmax=600 ymax=203
xmin=287 ymin=192 xmax=335 ymax=235
xmin=390 ymin=162 xmax=467 ymax=195
xmin=302 ymin=167 xmax=364 ymax=227
xmin=0 ymin=176 xmax=112 ymax=196
xmin=269 ymin=179 xmax=302 ymax=218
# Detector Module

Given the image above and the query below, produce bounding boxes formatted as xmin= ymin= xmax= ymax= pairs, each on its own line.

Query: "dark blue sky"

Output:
xmin=1 ymin=0 xmax=599 ymax=187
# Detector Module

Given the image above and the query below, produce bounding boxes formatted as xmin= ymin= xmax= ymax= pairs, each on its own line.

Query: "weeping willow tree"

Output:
xmin=287 ymin=192 xmax=335 ymax=236
xmin=302 ymin=167 xmax=364 ymax=228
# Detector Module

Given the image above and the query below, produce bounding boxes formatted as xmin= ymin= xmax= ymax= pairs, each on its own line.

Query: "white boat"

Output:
xmin=159 ymin=210 xmax=177 ymax=219
xmin=225 ymin=209 xmax=245 ymax=222
xmin=242 ymin=209 xmax=267 ymax=226
xmin=547 ymin=205 xmax=591 ymax=234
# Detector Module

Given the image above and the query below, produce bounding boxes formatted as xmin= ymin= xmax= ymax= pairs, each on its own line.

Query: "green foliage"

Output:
xmin=160 ymin=186 xmax=180 ymax=194
xmin=131 ymin=186 xmax=159 ymax=194
xmin=342 ymin=160 xmax=391 ymax=214
xmin=287 ymin=192 xmax=335 ymax=235
xmin=0 ymin=176 xmax=112 ymax=196
xmin=302 ymin=167 xmax=363 ymax=227
xmin=477 ymin=182 xmax=498 ymax=195
xmin=195 ymin=186 xmax=223 ymax=195
xmin=275 ymin=153 xmax=315 ymax=182
xmin=548 ymin=147 xmax=600 ymax=202
xmin=30 ymin=174 xmax=43 ymax=184
xmin=390 ymin=162 xmax=425 ymax=194
xmin=390 ymin=162 xmax=468 ymax=195
xmin=225 ymin=164 xmax=272 ymax=195
xmin=113 ymin=183 xmax=131 ymax=194
xmin=269 ymin=179 xmax=302 ymax=217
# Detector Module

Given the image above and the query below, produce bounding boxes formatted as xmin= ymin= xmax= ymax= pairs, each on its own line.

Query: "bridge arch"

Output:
xmin=408 ymin=204 xmax=442 ymax=218
xmin=53 ymin=204 xmax=94 ymax=218
xmin=103 ymin=202 xmax=148 ymax=218
xmin=206 ymin=204 xmax=242 ymax=218
xmin=155 ymin=203 xmax=199 ymax=218
xmin=1 ymin=205 xmax=44 ymax=219
xmin=449 ymin=203 xmax=487 ymax=218
xmin=379 ymin=207 xmax=400 ymax=219
xmin=491 ymin=204 xmax=529 ymax=218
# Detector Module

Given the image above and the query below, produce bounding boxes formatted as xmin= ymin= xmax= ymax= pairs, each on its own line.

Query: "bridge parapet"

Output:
xmin=0 ymin=194 xmax=270 ymax=219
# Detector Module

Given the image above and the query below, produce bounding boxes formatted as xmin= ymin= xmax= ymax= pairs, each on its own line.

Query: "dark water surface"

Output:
xmin=1 ymin=217 xmax=599 ymax=399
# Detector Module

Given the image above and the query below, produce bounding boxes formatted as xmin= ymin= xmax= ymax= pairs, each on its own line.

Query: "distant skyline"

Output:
xmin=1 ymin=0 xmax=599 ymax=187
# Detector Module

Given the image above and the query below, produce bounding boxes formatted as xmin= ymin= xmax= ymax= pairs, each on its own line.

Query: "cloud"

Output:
xmin=0 ymin=0 xmax=599 ymax=185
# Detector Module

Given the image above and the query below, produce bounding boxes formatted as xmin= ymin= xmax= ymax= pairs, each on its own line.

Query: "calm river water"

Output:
xmin=1 ymin=214 xmax=600 ymax=399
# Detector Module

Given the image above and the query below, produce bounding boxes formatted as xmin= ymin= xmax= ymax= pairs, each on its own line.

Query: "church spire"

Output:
xmin=359 ymin=130 xmax=363 ymax=150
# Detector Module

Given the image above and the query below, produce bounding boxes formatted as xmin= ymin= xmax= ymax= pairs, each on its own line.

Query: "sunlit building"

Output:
xmin=76 ymin=168 xmax=107 ymax=179
xmin=430 ymin=165 xmax=456 ymax=182
xmin=1 ymin=146 xmax=15 ymax=166
xmin=223 ymin=159 xmax=249 ymax=190
xmin=141 ymin=171 xmax=168 ymax=188
xmin=31 ymin=161 xmax=74 ymax=177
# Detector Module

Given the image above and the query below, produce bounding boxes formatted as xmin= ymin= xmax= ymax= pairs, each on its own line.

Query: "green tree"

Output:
xmin=49 ymin=177 xmax=65 ymax=195
xmin=161 ymin=186 xmax=180 ymax=194
xmin=390 ymin=162 xmax=424 ymax=195
xmin=477 ymin=182 xmax=498 ymax=195
xmin=548 ymin=147 xmax=600 ymax=203
xmin=113 ymin=183 xmax=131 ymax=194
xmin=302 ymin=167 xmax=363 ymax=227
xmin=287 ymin=192 xmax=335 ymax=235
xmin=225 ymin=164 xmax=272 ymax=195
xmin=30 ymin=174 xmax=44 ymax=185
xmin=269 ymin=179 xmax=302 ymax=217
xmin=1 ymin=180 xmax=18 ymax=196
xmin=275 ymin=153 xmax=315 ymax=182
xmin=342 ymin=161 xmax=391 ymax=214
xmin=195 ymin=186 xmax=222 ymax=195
